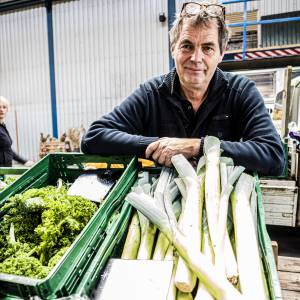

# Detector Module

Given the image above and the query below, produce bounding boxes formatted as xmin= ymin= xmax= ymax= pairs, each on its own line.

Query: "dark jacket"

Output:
xmin=81 ymin=68 xmax=285 ymax=176
xmin=0 ymin=123 xmax=26 ymax=167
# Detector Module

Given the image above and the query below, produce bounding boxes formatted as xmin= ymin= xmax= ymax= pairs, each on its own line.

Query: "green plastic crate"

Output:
xmin=0 ymin=153 xmax=138 ymax=299
xmin=255 ymin=176 xmax=283 ymax=300
xmin=69 ymin=170 xmax=283 ymax=300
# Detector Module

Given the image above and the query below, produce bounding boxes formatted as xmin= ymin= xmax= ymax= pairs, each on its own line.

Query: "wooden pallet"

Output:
xmin=278 ymin=256 xmax=300 ymax=300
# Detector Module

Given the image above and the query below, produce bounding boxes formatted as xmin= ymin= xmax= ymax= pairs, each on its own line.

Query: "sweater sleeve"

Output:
xmin=81 ymin=83 xmax=159 ymax=156
xmin=12 ymin=150 xmax=27 ymax=165
xmin=220 ymin=79 xmax=285 ymax=176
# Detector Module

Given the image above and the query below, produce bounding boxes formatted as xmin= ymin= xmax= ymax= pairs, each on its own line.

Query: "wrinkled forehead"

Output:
xmin=178 ymin=18 xmax=219 ymax=40
xmin=181 ymin=17 xmax=218 ymax=31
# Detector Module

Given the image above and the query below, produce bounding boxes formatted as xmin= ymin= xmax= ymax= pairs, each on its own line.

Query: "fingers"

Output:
xmin=145 ymin=140 xmax=160 ymax=159
xmin=146 ymin=139 xmax=173 ymax=166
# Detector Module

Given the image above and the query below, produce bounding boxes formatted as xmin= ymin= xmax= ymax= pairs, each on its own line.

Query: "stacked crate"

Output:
xmin=260 ymin=179 xmax=298 ymax=226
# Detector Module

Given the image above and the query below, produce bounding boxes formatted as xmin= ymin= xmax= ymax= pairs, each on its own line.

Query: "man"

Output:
xmin=81 ymin=1 xmax=285 ymax=176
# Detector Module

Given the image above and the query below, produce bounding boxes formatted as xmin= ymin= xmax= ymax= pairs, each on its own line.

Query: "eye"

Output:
xmin=202 ymin=46 xmax=214 ymax=55
xmin=180 ymin=43 xmax=193 ymax=51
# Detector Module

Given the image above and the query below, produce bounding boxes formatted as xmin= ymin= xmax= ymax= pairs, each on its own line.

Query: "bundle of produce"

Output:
xmin=0 ymin=176 xmax=18 ymax=192
xmin=0 ymin=182 xmax=97 ymax=279
xmin=124 ymin=136 xmax=269 ymax=300
xmin=121 ymin=168 xmax=182 ymax=260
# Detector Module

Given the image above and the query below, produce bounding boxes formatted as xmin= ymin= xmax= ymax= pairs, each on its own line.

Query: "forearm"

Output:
xmin=221 ymin=139 xmax=285 ymax=176
xmin=81 ymin=127 xmax=158 ymax=156
xmin=12 ymin=150 xmax=27 ymax=164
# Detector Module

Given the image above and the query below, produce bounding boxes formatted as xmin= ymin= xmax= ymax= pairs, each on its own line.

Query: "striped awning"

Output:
xmin=232 ymin=47 xmax=300 ymax=61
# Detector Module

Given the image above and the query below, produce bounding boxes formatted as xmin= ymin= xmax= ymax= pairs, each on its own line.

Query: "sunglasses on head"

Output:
xmin=181 ymin=2 xmax=226 ymax=20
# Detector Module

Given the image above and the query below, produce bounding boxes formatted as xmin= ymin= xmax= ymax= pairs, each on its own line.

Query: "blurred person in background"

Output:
xmin=0 ymin=96 xmax=34 ymax=168
xmin=81 ymin=1 xmax=285 ymax=176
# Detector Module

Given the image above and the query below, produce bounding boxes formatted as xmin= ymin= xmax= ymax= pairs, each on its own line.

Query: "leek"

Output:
xmin=137 ymin=207 xmax=156 ymax=259
xmin=137 ymin=168 xmax=174 ymax=259
xmin=195 ymin=211 xmax=215 ymax=300
xmin=172 ymin=154 xmax=204 ymax=293
xmin=231 ymin=173 xmax=268 ymax=300
xmin=153 ymin=198 xmax=181 ymax=260
xmin=125 ymin=192 xmax=245 ymax=300
xmin=166 ymin=253 xmax=178 ymax=300
xmin=164 ymin=244 xmax=174 ymax=260
xmin=121 ymin=212 xmax=141 ymax=259
xmin=216 ymin=166 xmax=244 ymax=279
xmin=177 ymin=291 xmax=193 ymax=300
xmin=204 ymin=136 xmax=221 ymax=257
xmin=174 ymin=178 xmax=187 ymax=200
xmin=171 ymin=154 xmax=198 ymax=180
xmin=152 ymin=170 xmax=177 ymax=260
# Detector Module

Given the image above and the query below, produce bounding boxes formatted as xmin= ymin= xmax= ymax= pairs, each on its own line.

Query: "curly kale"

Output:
xmin=0 ymin=183 xmax=97 ymax=279
xmin=0 ymin=176 xmax=19 ymax=191
xmin=0 ymin=254 xmax=50 ymax=279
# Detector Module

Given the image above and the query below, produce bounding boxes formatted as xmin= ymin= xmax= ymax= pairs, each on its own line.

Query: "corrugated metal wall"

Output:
xmin=261 ymin=11 xmax=300 ymax=47
xmin=1 ymin=0 xmax=300 ymax=161
xmin=259 ymin=0 xmax=300 ymax=17
xmin=216 ymin=0 xmax=300 ymax=16
xmin=53 ymin=0 xmax=169 ymax=141
xmin=0 ymin=7 xmax=52 ymax=161
xmin=0 ymin=0 xmax=169 ymax=161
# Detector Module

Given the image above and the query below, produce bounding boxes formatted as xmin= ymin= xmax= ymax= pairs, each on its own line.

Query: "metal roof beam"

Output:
xmin=0 ymin=0 xmax=74 ymax=13
xmin=0 ymin=0 xmax=46 ymax=12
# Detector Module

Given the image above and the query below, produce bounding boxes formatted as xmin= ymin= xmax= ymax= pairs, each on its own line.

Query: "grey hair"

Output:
xmin=0 ymin=96 xmax=10 ymax=108
xmin=169 ymin=9 xmax=229 ymax=53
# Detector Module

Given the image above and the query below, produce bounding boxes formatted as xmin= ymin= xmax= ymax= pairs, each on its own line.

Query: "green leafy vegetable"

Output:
xmin=0 ymin=183 xmax=97 ymax=279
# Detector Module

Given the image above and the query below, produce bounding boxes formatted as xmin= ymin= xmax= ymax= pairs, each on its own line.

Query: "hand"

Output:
xmin=145 ymin=137 xmax=201 ymax=166
xmin=24 ymin=160 xmax=35 ymax=167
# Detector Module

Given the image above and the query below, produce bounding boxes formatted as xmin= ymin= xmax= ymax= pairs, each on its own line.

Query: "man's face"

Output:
xmin=172 ymin=19 xmax=224 ymax=92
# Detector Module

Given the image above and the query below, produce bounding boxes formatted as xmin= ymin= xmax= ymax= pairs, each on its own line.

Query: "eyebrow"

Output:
xmin=202 ymin=42 xmax=217 ymax=47
xmin=179 ymin=39 xmax=193 ymax=45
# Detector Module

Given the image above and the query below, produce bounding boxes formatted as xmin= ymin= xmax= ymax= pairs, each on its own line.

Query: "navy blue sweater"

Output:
xmin=81 ymin=68 xmax=285 ymax=176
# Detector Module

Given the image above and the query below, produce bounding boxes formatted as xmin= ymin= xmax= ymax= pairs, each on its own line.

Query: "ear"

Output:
xmin=218 ymin=51 xmax=225 ymax=64
xmin=218 ymin=42 xmax=228 ymax=63
xmin=170 ymin=44 xmax=176 ymax=58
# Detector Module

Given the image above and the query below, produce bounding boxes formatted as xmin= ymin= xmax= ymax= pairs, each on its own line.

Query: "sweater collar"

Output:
xmin=161 ymin=67 xmax=229 ymax=96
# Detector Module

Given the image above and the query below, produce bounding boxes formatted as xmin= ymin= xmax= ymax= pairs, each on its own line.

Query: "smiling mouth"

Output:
xmin=185 ymin=66 xmax=206 ymax=71
xmin=186 ymin=69 xmax=206 ymax=74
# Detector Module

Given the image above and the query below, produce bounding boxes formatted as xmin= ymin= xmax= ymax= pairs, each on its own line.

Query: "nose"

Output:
xmin=190 ymin=48 xmax=204 ymax=63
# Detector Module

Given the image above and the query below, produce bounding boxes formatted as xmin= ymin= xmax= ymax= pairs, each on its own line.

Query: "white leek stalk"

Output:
xmin=171 ymin=154 xmax=198 ymax=180
xmin=125 ymin=192 xmax=245 ymax=300
xmin=171 ymin=154 xmax=203 ymax=293
xmin=121 ymin=211 xmax=141 ymax=259
xmin=204 ymin=136 xmax=221 ymax=263
xmin=174 ymin=178 xmax=187 ymax=200
xmin=137 ymin=168 xmax=174 ymax=259
xmin=166 ymin=253 xmax=178 ymax=300
xmin=153 ymin=199 xmax=181 ymax=260
xmin=165 ymin=245 xmax=174 ymax=261
xmin=174 ymin=176 xmax=203 ymax=292
xmin=231 ymin=173 xmax=268 ymax=300
xmin=195 ymin=212 xmax=215 ymax=300
xmin=136 ymin=205 xmax=156 ymax=259
xmin=216 ymin=166 xmax=244 ymax=281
